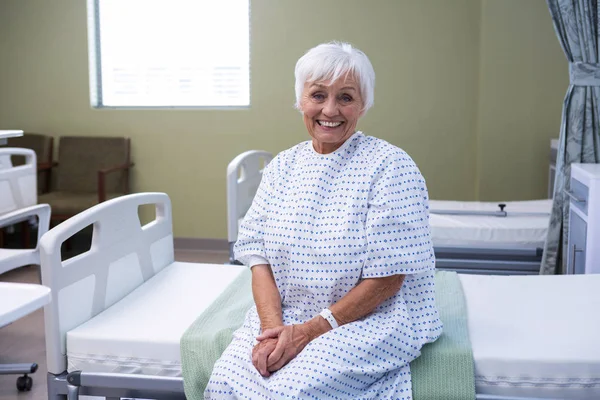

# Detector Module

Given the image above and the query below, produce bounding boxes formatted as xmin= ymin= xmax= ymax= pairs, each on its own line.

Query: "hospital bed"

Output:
xmin=39 ymin=192 xmax=600 ymax=400
xmin=226 ymin=151 xmax=550 ymax=275
xmin=429 ymin=199 xmax=551 ymax=275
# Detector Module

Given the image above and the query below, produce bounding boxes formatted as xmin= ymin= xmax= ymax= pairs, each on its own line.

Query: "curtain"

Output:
xmin=542 ymin=0 xmax=600 ymax=274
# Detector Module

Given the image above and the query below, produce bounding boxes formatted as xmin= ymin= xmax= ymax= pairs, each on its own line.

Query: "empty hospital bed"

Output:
xmin=429 ymin=199 xmax=551 ymax=275
xmin=226 ymin=151 xmax=550 ymax=275
xmin=39 ymin=192 xmax=600 ymax=400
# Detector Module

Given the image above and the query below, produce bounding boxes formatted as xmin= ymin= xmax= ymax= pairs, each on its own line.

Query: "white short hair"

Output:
xmin=294 ymin=41 xmax=376 ymax=113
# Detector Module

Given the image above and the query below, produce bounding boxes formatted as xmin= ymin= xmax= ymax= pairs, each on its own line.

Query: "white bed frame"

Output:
xmin=226 ymin=150 xmax=273 ymax=264
xmin=226 ymin=151 xmax=543 ymax=275
xmin=38 ymin=192 xmax=561 ymax=400
xmin=0 ymin=147 xmax=38 ymax=215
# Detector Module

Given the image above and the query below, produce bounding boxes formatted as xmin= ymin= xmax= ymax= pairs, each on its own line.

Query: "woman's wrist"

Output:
xmin=260 ymin=318 xmax=283 ymax=331
xmin=304 ymin=315 xmax=332 ymax=341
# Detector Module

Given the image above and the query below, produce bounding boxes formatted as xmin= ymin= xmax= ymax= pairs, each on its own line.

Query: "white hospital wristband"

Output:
xmin=319 ymin=308 xmax=339 ymax=329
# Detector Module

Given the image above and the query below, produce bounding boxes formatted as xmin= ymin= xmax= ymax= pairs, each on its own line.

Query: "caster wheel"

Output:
xmin=16 ymin=375 xmax=33 ymax=392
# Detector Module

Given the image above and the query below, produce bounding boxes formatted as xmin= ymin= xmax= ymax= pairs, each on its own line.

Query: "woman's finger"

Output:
xmin=268 ymin=349 xmax=292 ymax=372
xmin=256 ymin=347 xmax=270 ymax=377
xmin=266 ymin=338 xmax=286 ymax=366
xmin=256 ymin=327 xmax=283 ymax=341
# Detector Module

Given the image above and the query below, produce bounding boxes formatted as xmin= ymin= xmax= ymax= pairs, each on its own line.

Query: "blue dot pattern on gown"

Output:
xmin=205 ymin=131 xmax=443 ymax=400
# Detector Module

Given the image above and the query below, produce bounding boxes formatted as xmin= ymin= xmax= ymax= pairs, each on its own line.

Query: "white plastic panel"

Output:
xmin=150 ymin=234 xmax=175 ymax=274
xmin=0 ymin=180 xmax=17 ymax=214
xmin=58 ymin=275 xmax=96 ymax=356
xmin=105 ymin=253 xmax=144 ymax=309
xmin=226 ymin=150 xmax=273 ymax=244
xmin=18 ymin=174 xmax=37 ymax=207
xmin=0 ymin=148 xmax=37 ymax=214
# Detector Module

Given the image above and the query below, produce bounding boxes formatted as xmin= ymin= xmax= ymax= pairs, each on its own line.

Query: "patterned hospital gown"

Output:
xmin=205 ymin=131 xmax=442 ymax=399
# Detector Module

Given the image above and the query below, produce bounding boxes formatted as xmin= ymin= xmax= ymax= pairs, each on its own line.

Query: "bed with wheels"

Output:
xmin=226 ymin=150 xmax=551 ymax=275
xmin=39 ymin=192 xmax=600 ymax=400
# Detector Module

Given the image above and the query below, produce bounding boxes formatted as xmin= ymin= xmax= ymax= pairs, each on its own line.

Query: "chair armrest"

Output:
xmin=97 ymin=163 xmax=135 ymax=202
xmin=0 ymin=204 xmax=51 ymax=245
xmin=37 ymin=161 xmax=58 ymax=172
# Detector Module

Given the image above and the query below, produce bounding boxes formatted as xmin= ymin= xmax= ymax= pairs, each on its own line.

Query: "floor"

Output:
xmin=0 ymin=249 xmax=228 ymax=400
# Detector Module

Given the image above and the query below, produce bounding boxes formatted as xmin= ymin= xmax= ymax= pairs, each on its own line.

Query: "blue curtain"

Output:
xmin=542 ymin=0 xmax=600 ymax=274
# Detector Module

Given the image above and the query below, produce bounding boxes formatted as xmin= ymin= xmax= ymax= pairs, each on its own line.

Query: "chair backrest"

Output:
xmin=7 ymin=133 xmax=53 ymax=165
xmin=39 ymin=192 xmax=173 ymax=374
xmin=7 ymin=133 xmax=54 ymax=193
xmin=226 ymin=150 xmax=273 ymax=244
xmin=56 ymin=136 xmax=131 ymax=193
xmin=0 ymin=148 xmax=37 ymax=214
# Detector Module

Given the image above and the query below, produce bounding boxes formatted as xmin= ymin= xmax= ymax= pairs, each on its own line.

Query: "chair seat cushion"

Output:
xmin=38 ymin=192 xmax=122 ymax=216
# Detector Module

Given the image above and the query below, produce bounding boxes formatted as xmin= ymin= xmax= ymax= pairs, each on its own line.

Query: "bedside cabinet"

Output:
xmin=566 ymin=163 xmax=600 ymax=274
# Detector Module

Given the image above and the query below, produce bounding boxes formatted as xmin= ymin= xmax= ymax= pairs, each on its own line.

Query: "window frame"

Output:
xmin=86 ymin=0 xmax=251 ymax=110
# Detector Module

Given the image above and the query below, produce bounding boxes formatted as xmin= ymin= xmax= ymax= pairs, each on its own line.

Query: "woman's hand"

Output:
xmin=256 ymin=324 xmax=316 ymax=373
xmin=252 ymin=338 xmax=278 ymax=377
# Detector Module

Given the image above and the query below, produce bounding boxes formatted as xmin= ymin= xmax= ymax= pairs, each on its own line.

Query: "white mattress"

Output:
xmin=66 ymin=262 xmax=247 ymax=376
xmin=429 ymin=199 xmax=552 ymax=248
xmin=460 ymin=273 xmax=600 ymax=399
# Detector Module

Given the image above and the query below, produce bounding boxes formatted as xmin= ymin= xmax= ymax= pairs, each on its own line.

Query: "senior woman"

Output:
xmin=205 ymin=41 xmax=442 ymax=399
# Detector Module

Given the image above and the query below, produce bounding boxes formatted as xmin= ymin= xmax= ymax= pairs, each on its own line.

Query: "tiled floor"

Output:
xmin=0 ymin=249 xmax=228 ymax=400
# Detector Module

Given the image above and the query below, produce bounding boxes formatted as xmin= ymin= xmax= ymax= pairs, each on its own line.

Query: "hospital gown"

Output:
xmin=205 ymin=131 xmax=442 ymax=399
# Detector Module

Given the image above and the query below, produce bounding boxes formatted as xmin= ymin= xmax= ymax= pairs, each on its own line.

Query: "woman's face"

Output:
xmin=299 ymin=74 xmax=364 ymax=154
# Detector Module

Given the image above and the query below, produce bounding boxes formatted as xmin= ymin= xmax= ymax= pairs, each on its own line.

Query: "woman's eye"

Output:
xmin=312 ymin=93 xmax=325 ymax=101
xmin=341 ymin=95 xmax=353 ymax=103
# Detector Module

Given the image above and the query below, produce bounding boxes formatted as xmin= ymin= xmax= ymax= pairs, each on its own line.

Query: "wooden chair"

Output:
xmin=38 ymin=136 xmax=134 ymax=224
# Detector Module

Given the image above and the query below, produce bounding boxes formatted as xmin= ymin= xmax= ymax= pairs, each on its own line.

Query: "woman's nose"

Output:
xmin=322 ymin=97 xmax=339 ymax=116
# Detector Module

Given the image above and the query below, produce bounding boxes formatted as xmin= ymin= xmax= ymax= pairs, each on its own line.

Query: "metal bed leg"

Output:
xmin=66 ymin=371 xmax=81 ymax=400
xmin=47 ymin=372 xmax=68 ymax=400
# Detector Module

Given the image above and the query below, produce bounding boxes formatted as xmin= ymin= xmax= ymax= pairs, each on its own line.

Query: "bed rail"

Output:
xmin=434 ymin=245 xmax=542 ymax=275
xmin=226 ymin=150 xmax=273 ymax=263
xmin=0 ymin=148 xmax=37 ymax=213
xmin=39 ymin=192 xmax=174 ymax=374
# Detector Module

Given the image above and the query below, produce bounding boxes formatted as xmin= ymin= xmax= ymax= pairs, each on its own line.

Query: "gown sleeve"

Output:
xmin=233 ymin=157 xmax=277 ymax=267
xmin=361 ymin=154 xmax=435 ymax=278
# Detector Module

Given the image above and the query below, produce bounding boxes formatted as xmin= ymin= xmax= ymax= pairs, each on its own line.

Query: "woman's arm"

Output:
xmin=326 ymin=274 xmax=405 ymax=327
xmin=257 ymin=274 xmax=405 ymax=372
xmin=250 ymin=263 xmax=284 ymax=377
xmin=251 ymin=264 xmax=283 ymax=330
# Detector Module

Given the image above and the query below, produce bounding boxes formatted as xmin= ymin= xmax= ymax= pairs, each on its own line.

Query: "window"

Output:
xmin=87 ymin=0 xmax=250 ymax=108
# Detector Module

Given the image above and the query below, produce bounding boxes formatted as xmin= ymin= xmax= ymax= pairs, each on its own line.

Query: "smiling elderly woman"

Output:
xmin=205 ymin=41 xmax=442 ymax=399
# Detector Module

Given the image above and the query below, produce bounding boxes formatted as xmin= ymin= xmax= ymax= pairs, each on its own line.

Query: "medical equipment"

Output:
xmin=39 ymin=192 xmax=600 ymax=400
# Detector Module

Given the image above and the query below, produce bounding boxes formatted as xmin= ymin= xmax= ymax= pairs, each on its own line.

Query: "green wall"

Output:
xmin=476 ymin=0 xmax=567 ymax=200
xmin=0 ymin=0 xmax=567 ymax=239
